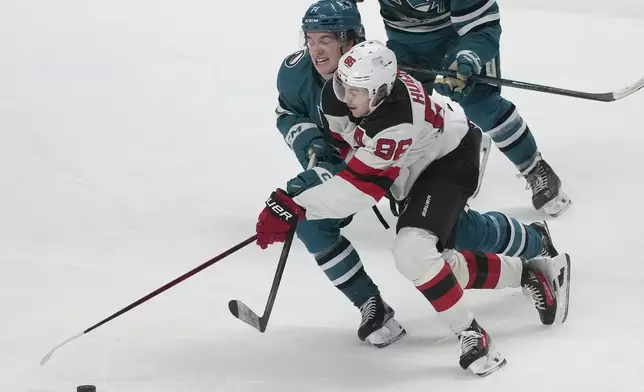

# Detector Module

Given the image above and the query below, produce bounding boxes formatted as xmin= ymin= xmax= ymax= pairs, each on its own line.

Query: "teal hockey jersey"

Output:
xmin=275 ymin=48 xmax=330 ymax=169
xmin=378 ymin=0 xmax=501 ymax=64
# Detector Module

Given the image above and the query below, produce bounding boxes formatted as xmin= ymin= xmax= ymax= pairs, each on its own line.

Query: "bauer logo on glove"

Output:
xmin=256 ymin=189 xmax=305 ymax=249
xmin=266 ymin=195 xmax=297 ymax=221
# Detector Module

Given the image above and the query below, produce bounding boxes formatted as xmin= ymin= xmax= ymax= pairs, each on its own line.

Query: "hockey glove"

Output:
xmin=291 ymin=127 xmax=335 ymax=169
xmin=286 ymin=162 xmax=337 ymax=195
xmin=256 ymin=189 xmax=305 ymax=249
xmin=434 ymin=51 xmax=482 ymax=102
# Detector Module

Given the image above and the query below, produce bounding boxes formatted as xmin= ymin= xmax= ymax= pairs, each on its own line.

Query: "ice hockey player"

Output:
xmin=261 ymin=40 xmax=571 ymax=376
xmin=360 ymin=0 xmax=571 ymax=216
xmin=274 ymin=0 xmax=560 ymax=350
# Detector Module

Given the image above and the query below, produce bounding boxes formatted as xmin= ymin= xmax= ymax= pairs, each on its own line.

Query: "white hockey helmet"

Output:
xmin=333 ymin=40 xmax=397 ymax=113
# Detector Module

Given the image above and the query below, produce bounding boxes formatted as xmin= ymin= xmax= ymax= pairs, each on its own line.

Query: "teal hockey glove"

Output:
xmin=291 ymin=130 xmax=335 ymax=169
xmin=435 ymin=51 xmax=482 ymax=101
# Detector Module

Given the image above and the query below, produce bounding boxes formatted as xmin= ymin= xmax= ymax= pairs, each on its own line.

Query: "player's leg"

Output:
xmin=432 ymin=123 xmax=559 ymax=260
xmin=444 ymin=249 xmax=571 ymax=326
xmin=443 ymin=148 xmax=570 ymax=327
xmin=454 ymin=208 xmax=557 ymax=259
xmin=392 ymin=126 xmax=506 ymax=376
xmin=296 ymin=218 xmax=405 ymax=347
xmin=458 ymin=55 xmax=571 ymax=216
xmin=438 ymin=130 xmax=570 ymax=326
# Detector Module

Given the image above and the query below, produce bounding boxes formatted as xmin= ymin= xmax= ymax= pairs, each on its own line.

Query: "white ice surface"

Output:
xmin=1 ymin=1 xmax=643 ymax=391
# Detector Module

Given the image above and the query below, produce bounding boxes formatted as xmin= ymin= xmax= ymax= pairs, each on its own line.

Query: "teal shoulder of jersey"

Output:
xmin=275 ymin=48 xmax=329 ymax=169
xmin=277 ymin=48 xmax=317 ymax=104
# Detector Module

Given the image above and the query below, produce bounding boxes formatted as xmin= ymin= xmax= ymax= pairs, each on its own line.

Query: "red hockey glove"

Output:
xmin=256 ymin=189 xmax=305 ymax=249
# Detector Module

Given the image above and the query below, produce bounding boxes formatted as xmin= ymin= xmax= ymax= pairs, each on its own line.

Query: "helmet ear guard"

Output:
xmin=369 ymin=83 xmax=389 ymax=109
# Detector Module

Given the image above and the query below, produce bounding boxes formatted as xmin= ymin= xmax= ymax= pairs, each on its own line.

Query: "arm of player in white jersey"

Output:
xmin=293 ymin=123 xmax=416 ymax=220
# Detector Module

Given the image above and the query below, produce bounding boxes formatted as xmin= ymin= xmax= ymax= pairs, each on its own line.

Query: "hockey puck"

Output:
xmin=77 ymin=385 xmax=96 ymax=392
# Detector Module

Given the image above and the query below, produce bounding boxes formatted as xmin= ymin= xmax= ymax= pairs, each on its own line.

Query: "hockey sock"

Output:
xmin=455 ymin=250 xmax=523 ymax=289
xmin=315 ymin=236 xmax=380 ymax=308
xmin=415 ymin=261 xmax=473 ymax=333
xmin=486 ymin=212 xmax=542 ymax=258
xmin=487 ymin=104 xmax=538 ymax=172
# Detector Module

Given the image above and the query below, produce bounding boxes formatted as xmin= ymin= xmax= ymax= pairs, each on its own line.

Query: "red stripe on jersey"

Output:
xmin=416 ymin=262 xmax=464 ymax=312
xmin=482 ymin=253 xmax=501 ymax=289
xmin=347 ymin=157 xmax=400 ymax=181
xmin=423 ymin=88 xmax=444 ymax=130
xmin=337 ymin=156 xmax=401 ymax=201
xmin=338 ymin=146 xmax=352 ymax=160
xmin=330 ymin=129 xmax=345 ymax=143
xmin=330 ymin=130 xmax=352 ymax=159
xmin=461 ymin=250 xmax=478 ymax=289
xmin=337 ymin=170 xmax=388 ymax=201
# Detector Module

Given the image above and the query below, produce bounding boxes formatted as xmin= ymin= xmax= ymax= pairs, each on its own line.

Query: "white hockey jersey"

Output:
xmin=293 ymin=71 xmax=472 ymax=221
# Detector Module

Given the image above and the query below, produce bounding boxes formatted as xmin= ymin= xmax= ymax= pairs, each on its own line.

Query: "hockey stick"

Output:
xmin=40 ymin=235 xmax=257 ymax=366
xmin=371 ymin=205 xmax=390 ymax=229
xmin=227 ymin=153 xmax=317 ymax=332
xmin=227 ymin=228 xmax=296 ymax=332
xmin=400 ymin=66 xmax=644 ymax=102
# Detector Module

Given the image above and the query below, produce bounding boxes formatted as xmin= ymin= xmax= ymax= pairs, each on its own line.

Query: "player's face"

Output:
xmin=333 ymin=73 xmax=371 ymax=117
xmin=342 ymin=86 xmax=371 ymax=117
xmin=306 ymin=32 xmax=345 ymax=77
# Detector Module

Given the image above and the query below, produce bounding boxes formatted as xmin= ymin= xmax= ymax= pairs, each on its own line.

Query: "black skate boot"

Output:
xmin=521 ymin=254 xmax=571 ymax=325
xmin=529 ymin=221 xmax=559 ymax=257
xmin=523 ymin=156 xmax=571 ymax=217
xmin=457 ymin=319 xmax=506 ymax=377
xmin=358 ymin=296 xmax=406 ymax=348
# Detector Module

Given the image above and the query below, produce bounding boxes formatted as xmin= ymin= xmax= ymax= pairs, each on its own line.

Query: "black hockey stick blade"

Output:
xmin=400 ymin=66 xmax=644 ymax=102
xmin=228 ymin=228 xmax=296 ymax=333
xmin=228 ymin=299 xmax=263 ymax=332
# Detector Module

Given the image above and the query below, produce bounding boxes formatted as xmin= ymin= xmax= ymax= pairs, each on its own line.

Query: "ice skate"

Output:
xmin=523 ymin=156 xmax=571 ymax=217
xmin=529 ymin=221 xmax=559 ymax=257
xmin=358 ymin=296 xmax=406 ymax=348
xmin=457 ymin=319 xmax=507 ymax=377
xmin=521 ymin=253 xmax=571 ymax=325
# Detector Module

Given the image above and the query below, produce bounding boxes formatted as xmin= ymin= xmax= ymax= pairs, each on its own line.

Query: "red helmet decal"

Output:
xmin=344 ymin=55 xmax=356 ymax=68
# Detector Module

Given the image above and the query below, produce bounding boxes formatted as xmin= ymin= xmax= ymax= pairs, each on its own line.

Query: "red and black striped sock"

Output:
xmin=460 ymin=250 xmax=501 ymax=289
xmin=416 ymin=262 xmax=464 ymax=312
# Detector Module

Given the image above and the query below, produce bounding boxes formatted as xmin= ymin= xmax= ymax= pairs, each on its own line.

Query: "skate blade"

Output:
xmin=540 ymin=220 xmax=559 ymax=257
xmin=542 ymin=191 xmax=572 ymax=217
xmin=471 ymin=133 xmax=492 ymax=199
xmin=468 ymin=348 xmax=507 ymax=377
xmin=367 ymin=318 xmax=407 ymax=348
xmin=552 ymin=253 xmax=571 ymax=324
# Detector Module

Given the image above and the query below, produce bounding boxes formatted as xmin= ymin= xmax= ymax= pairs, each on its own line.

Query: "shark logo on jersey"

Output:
xmin=409 ymin=0 xmax=446 ymax=12
xmin=382 ymin=0 xmax=446 ymax=13
xmin=285 ymin=49 xmax=306 ymax=68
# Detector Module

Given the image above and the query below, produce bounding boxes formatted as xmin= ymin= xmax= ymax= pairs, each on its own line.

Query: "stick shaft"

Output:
xmin=84 ymin=235 xmax=257 ymax=334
